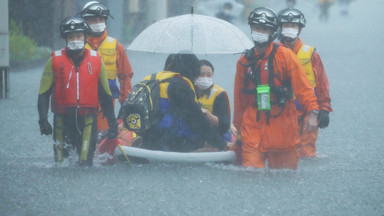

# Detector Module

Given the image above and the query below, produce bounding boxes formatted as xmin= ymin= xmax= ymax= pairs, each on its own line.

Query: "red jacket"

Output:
xmin=52 ymin=49 xmax=101 ymax=113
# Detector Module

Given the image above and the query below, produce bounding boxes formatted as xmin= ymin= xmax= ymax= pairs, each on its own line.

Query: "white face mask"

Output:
xmin=195 ymin=77 xmax=213 ymax=90
xmin=251 ymin=31 xmax=270 ymax=43
xmin=282 ymin=27 xmax=299 ymax=39
xmin=89 ymin=22 xmax=106 ymax=33
xmin=67 ymin=40 xmax=85 ymax=50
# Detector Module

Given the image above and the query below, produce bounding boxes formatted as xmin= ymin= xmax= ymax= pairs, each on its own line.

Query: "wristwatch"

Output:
xmin=309 ymin=109 xmax=319 ymax=115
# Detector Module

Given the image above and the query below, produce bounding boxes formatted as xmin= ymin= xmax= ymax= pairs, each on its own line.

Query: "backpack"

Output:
xmin=120 ymin=73 xmax=170 ymax=135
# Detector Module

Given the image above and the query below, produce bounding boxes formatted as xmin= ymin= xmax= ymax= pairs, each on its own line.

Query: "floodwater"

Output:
xmin=1 ymin=1 xmax=383 ymax=215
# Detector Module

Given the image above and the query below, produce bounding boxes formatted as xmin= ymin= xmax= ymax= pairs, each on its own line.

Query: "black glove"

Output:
xmin=107 ymin=121 xmax=118 ymax=140
xmin=317 ymin=110 xmax=330 ymax=129
xmin=39 ymin=119 xmax=52 ymax=135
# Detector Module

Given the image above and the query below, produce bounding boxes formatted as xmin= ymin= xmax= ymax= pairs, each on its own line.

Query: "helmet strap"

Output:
xmin=90 ymin=29 xmax=105 ymax=37
xmin=66 ymin=48 xmax=84 ymax=59
xmin=254 ymin=40 xmax=271 ymax=50
xmin=282 ymin=36 xmax=296 ymax=43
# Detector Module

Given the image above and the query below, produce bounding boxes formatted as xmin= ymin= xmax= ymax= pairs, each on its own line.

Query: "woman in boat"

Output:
xmin=195 ymin=60 xmax=232 ymax=143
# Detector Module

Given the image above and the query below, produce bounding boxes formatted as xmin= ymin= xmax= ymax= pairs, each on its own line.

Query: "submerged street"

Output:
xmin=1 ymin=1 xmax=383 ymax=215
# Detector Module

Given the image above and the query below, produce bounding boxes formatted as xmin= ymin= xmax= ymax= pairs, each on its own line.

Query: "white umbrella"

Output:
xmin=127 ymin=14 xmax=253 ymax=55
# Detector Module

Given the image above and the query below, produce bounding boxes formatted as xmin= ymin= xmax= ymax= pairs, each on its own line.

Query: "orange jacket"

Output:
xmin=87 ymin=31 xmax=133 ymax=103
xmin=293 ymin=38 xmax=332 ymax=112
xmin=233 ymin=43 xmax=318 ymax=151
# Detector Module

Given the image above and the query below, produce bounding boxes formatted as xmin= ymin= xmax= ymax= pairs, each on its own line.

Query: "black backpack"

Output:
xmin=120 ymin=73 xmax=171 ymax=135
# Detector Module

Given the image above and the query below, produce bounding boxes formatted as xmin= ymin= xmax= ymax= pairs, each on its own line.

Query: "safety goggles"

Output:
xmin=62 ymin=21 xmax=88 ymax=33
xmin=82 ymin=5 xmax=110 ymax=17
xmin=279 ymin=9 xmax=304 ymax=22
xmin=251 ymin=9 xmax=277 ymax=23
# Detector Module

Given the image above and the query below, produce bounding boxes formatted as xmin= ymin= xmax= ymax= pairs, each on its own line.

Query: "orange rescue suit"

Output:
xmin=51 ymin=49 xmax=101 ymax=114
xmin=233 ymin=43 xmax=318 ymax=152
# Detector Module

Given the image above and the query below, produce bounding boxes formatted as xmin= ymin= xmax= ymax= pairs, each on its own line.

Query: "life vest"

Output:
xmin=297 ymin=44 xmax=316 ymax=87
xmin=51 ymin=49 xmax=101 ymax=114
xmin=198 ymin=84 xmax=227 ymax=113
xmin=85 ymin=36 xmax=117 ymax=80
xmin=295 ymin=44 xmax=317 ymax=110
xmin=198 ymin=84 xmax=232 ymax=142
xmin=144 ymin=71 xmax=197 ymax=105
xmin=241 ymin=44 xmax=293 ymax=123
xmin=148 ymin=71 xmax=198 ymax=137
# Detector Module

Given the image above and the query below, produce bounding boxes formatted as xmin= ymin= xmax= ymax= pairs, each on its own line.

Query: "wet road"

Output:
xmin=1 ymin=1 xmax=383 ymax=215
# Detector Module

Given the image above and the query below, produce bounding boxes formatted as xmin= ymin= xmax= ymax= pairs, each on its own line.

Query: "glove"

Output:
xmin=39 ymin=119 xmax=52 ymax=135
xmin=107 ymin=121 xmax=118 ymax=140
xmin=317 ymin=110 xmax=330 ymax=129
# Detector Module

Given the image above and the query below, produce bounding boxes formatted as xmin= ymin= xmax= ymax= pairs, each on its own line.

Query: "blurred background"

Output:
xmin=4 ymin=0 xmax=355 ymax=69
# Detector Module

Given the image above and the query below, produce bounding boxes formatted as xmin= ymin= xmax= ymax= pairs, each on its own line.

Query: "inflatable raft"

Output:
xmin=114 ymin=145 xmax=236 ymax=163
xmin=95 ymin=120 xmax=237 ymax=164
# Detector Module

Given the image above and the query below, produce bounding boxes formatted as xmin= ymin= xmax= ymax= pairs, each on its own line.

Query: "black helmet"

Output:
xmin=248 ymin=7 xmax=278 ymax=31
xmin=81 ymin=1 xmax=110 ymax=19
xmin=278 ymin=8 xmax=306 ymax=28
xmin=60 ymin=16 xmax=90 ymax=38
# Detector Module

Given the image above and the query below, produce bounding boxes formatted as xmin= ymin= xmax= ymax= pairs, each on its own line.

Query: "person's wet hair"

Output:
xmin=198 ymin=59 xmax=214 ymax=74
xmin=164 ymin=54 xmax=177 ymax=71
xmin=165 ymin=53 xmax=200 ymax=81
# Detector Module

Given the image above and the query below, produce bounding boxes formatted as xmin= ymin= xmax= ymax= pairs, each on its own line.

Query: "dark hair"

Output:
xmin=198 ymin=59 xmax=214 ymax=74
xmin=164 ymin=53 xmax=200 ymax=81
xmin=164 ymin=54 xmax=176 ymax=71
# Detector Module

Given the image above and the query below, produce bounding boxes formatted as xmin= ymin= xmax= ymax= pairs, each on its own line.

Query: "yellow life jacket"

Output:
xmin=85 ymin=36 xmax=118 ymax=80
xmin=143 ymin=71 xmax=198 ymax=103
xmin=198 ymin=84 xmax=227 ymax=113
xmin=297 ymin=44 xmax=316 ymax=88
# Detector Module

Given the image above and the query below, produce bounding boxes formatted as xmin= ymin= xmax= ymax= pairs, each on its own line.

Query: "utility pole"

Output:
xmin=0 ymin=0 xmax=9 ymax=99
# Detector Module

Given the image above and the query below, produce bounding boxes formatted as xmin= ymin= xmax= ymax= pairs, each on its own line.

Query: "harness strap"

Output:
xmin=266 ymin=44 xmax=279 ymax=124
xmin=242 ymin=44 xmax=285 ymax=124
xmin=268 ymin=44 xmax=278 ymax=90
xmin=150 ymin=73 xmax=157 ymax=81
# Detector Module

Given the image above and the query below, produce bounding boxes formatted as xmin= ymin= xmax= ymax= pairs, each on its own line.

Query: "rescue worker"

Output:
xmin=195 ymin=59 xmax=232 ymax=143
xmin=142 ymin=53 xmax=230 ymax=152
xmin=215 ymin=2 xmax=234 ymax=23
xmin=278 ymin=8 xmax=332 ymax=158
xmin=81 ymin=1 xmax=133 ymax=133
xmin=233 ymin=7 xmax=319 ymax=169
xmin=319 ymin=0 xmax=334 ymax=22
xmin=37 ymin=16 xmax=118 ymax=166
xmin=339 ymin=0 xmax=353 ymax=16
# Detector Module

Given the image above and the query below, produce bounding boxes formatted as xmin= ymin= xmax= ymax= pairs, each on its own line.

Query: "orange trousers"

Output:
xmin=297 ymin=113 xmax=319 ymax=158
xmin=97 ymin=99 xmax=115 ymax=132
xmin=242 ymin=142 xmax=299 ymax=170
